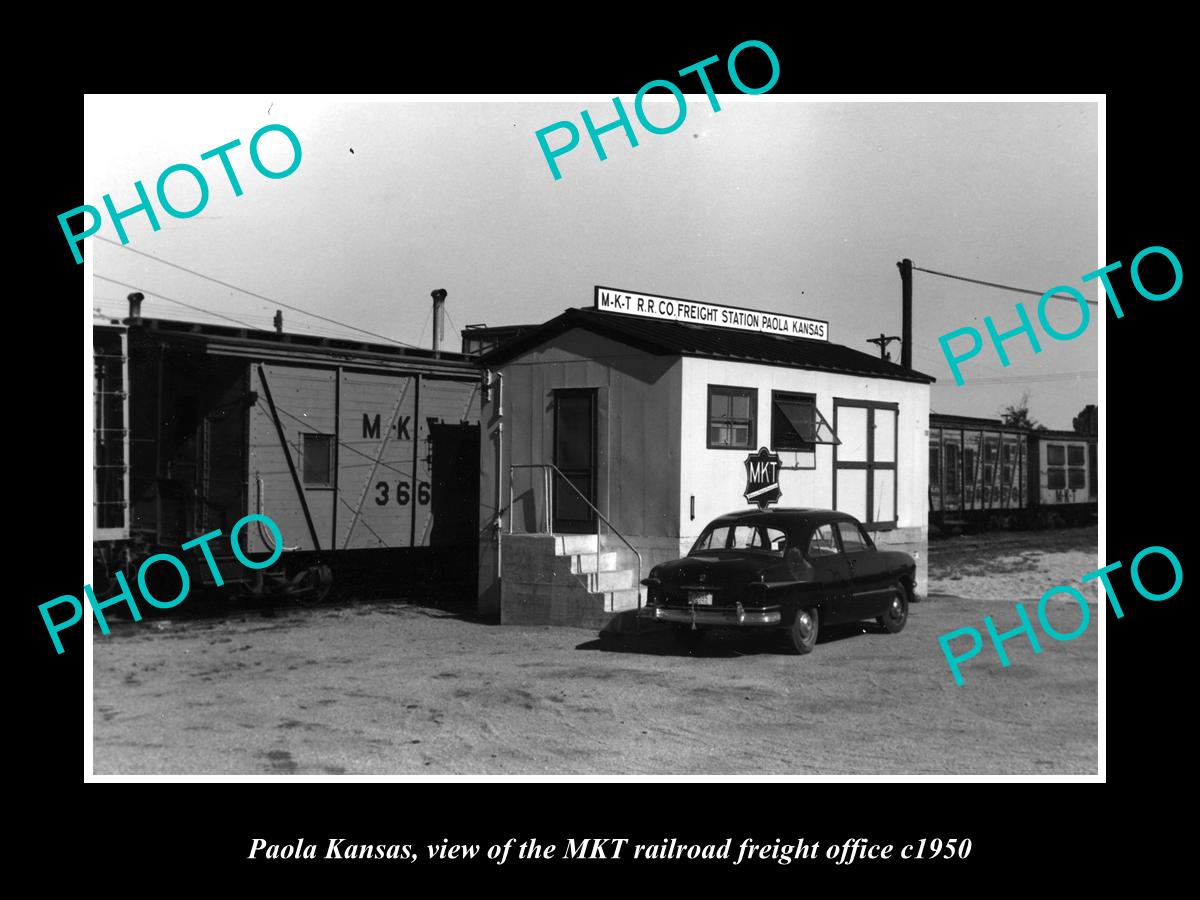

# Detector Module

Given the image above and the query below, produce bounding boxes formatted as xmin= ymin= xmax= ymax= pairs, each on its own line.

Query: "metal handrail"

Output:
xmin=507 ymin=463 xmax=642 ymax=616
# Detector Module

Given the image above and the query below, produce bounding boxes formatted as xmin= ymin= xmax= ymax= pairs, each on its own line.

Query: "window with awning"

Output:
xmin=771 ymin=392 xmax=840 ymax=451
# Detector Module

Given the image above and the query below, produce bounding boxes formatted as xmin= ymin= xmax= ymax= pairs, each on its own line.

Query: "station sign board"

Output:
xmin=594 ymin=286 xmax=828 ymax=342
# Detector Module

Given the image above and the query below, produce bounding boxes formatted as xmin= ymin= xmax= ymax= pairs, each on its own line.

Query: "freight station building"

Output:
xmin=474 ymin=287 xmax=935 ymax=629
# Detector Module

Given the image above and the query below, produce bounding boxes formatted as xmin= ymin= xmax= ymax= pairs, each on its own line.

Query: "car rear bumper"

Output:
xmin=640 ymin=602 xmax=781 ymax=627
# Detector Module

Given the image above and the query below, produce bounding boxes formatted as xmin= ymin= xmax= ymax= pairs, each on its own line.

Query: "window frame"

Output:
xmin=300 ymin=432 xmax=335 ymax=488
xmin=706 ymin=384 xmax=758 ymax=450
xmin=770 ymin=390 xmax=817 ymax=452
xmin=832 ymin=399 xmax=899 ymax=530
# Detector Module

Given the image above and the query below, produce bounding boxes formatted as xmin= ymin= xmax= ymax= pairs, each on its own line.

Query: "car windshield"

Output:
xmin=690 ymin=522 xmax=787 ymax=556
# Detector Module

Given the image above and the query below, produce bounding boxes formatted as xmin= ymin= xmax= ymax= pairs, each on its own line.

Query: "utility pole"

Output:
xmin=897 ymin=258 xmax=913 ymax=369
xmin=867 ymin=333 xmax=901 ymax=361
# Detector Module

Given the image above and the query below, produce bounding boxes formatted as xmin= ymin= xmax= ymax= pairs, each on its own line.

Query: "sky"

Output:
xmin=85 ymin=96 xmax=1098 ymax=430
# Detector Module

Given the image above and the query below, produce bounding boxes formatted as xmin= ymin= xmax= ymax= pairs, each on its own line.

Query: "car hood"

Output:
xmin=653 ymin=552 xmax=780 ymax=593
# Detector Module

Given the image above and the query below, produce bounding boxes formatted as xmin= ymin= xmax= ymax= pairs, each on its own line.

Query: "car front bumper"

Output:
xmin=640 ymin=602 xmax=782 ymax=627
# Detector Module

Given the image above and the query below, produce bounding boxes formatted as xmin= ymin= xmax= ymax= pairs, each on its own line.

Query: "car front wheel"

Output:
xmin=787 ymin=606 xmax=819 ymax=654
xmin=877 ymin=582 xmax=909 ymax=634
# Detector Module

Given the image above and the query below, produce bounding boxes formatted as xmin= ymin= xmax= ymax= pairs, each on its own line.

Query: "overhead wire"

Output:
xmin=94 ymin=274 xmax=258 ymax=329
xmin=96 ymin=236 xmax=421 ymax=348
xmin=931 ymin=370 xmax=1097 ymax=387
xmin=912 ymin=265 xmax=1099 ymax=305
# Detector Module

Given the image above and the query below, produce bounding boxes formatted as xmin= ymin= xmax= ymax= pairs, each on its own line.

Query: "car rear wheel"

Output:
xmin=787 ymin=607 xmax=819 ymax=654
xmin=877 ymin=582 xmax=909 ymax=634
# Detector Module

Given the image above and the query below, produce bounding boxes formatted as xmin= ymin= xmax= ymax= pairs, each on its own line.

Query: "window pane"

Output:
xmin=773 ymin=396 xmax=816 ymax=449
xmin=836 ymin=468 xmax=868 ymax=521
xmin=873 ymin=469 xmax=895 ymax=522
xmin=732 ymin=426 xmax=749 ymax=446
xmin=837 ymin=520 xmax=868 ymax=552
xmin=837 ymin=407 xmax=869 ymax=462
xmin=696 ymin=526 xmax=729 ymax=552
xmin=731 ymin=394 xmax=750 ymax=419
xmin=946 ymin=443 xmax=960 ymax=494
xmin=1047 ymin=444 xmax=1065 ymax=466
xmin=1068 ymin=445 xmax=1085 ymax=466
xmin=555 ymin=395 xmax=592 ymax=469
xmin=1048 ymin=468 xmax=1066 ymax=489
xmin=710 ymin=424 xmax=727 ymax=446
xmin=873 ymin=409 xmax=896 ymax=463
xmin=302 ymin=434 xmax=332 ymax=485
xmin=710 ymin=393 xmax=728 ymax=418
xmin=731 ymin=525 xmax=758 ymax=549
xmin=1068 ymin=468 xmax=1085 ymax=489
xmin=807 ymin=524 xmax=840 ymax=557
xmin=763 ymin=528 xmax=787 ymax=554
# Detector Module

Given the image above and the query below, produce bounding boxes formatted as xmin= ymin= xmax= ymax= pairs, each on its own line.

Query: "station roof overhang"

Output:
xmin=480 ymin=307 xmax=937 ymax=385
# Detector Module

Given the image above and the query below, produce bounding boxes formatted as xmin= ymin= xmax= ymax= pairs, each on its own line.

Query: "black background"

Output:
xmin=20 ymin=23 xmax=1184 ymax=886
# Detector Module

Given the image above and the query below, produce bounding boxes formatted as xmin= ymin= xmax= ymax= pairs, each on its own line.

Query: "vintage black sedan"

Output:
xmin=639 ymin=509 xmax=916 ymax=654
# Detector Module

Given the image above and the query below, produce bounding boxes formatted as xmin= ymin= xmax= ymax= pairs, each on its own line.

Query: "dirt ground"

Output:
xmin=928 ymin=525 xmax=1098 ymax=602
xmin=93 ymin=528 xmax=1098 ymax=776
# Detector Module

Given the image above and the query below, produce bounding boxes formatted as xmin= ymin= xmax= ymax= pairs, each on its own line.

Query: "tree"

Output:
xmin=999 ymin=392 xmax=1045 ymax=431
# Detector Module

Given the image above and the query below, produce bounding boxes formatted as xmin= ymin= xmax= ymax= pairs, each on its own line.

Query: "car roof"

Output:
xmin=706 ymin=508 xmax=852 ymax=527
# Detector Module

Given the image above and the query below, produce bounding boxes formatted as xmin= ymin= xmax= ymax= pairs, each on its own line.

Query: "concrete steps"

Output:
xmin=501 ymin=532 xmax=644 ymax=627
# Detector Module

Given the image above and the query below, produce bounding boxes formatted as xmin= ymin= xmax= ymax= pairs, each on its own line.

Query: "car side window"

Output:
xmin=807 ymin=523 xmax=841 ymax=558
xmin=730 ymin=525 xmax=787 ymax=555
xmin=837 ymin=520 xmax=870 ymax=553
xmin=695 ymin=526 xmax=730 ymax=552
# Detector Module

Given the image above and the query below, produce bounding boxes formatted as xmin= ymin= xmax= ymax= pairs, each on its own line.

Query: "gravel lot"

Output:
xmin=927 ymin=525 xmax=1098 ymax=602
xmin=93 ymin=531 xmax=1098 ymax=776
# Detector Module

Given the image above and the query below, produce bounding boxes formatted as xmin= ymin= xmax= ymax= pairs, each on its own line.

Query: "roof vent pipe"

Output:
xmin=431 ymin=289 xmax=447 ymax=352
xmin=128 ymin=292 xmax=144 ymax=323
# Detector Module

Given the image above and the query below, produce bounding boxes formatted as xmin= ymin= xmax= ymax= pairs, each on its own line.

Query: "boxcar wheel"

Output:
xmin=877 ymin=582 xmax=909 ymax=634
xmin=787 ymin=607 xmax=819 ymax=655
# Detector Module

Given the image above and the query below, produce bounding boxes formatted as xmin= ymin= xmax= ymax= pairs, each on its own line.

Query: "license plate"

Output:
xmin=689 ymin=592 xmax=713 ymax=606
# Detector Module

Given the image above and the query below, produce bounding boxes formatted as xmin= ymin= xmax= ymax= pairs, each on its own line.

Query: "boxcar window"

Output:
xmin=302 ymin=433 xmax=333 ymax=486
xmin=1047 ymin=443 xmax=1066 ymax=466
xmin=708 ymin=386 xmax=757 ymax=449
xmin=836 ymin=520 xmax=871 ymax=553
xmin=1068 ymin=445 xmax=1085 ymax=466
xmin=691 ymin=525 xmax=731 ymax=554
xmin=946 ymin=443 xmax=960 ymax=494
xmin=807 ymin=523 xmax=840 ymax=558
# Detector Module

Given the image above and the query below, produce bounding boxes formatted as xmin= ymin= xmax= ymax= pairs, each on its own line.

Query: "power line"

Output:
xmin=913 ymin=265 xmax=1099 ymax=305
xmin=94 ymin=274 xmax=258 ymax=329
xmin=96 ymin=236 xmax=420 ymax=348
xmin=92 ymin=298 xmax=380 ymax=341
xmin=932 ymin=370 xmax=1098 ymax=387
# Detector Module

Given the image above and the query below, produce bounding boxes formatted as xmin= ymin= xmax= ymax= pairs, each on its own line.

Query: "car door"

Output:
xmin=835 ymin=519 xmax=891 ymax=619
xmin=804 ymin=522 xmax=854 ymax=623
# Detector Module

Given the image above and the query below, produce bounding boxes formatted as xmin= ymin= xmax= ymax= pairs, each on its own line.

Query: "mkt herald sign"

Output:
xmin=594 ymin=286 xmax=829 ymax=342
xmin=744 ymin=447 xmax=783 ymax=509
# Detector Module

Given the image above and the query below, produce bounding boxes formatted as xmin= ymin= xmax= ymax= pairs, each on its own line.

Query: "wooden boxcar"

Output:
xmin=928 ymin=413 xmax=1096 ymax=532
xmin=91 ymin=315 xmax=482 ymax=599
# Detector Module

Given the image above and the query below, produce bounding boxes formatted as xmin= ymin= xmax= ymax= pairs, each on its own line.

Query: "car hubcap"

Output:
xmin=891 ymin=595 xmax=904 ymax=620
xmin=797 ymin=612 xmax=812 ymax=640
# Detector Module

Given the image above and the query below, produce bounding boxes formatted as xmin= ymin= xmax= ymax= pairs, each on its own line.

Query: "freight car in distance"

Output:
xmin=92 ymin=297 xmax=482 ymax=605
xmin=928 ymin=413 xmax=1097 ymax=533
